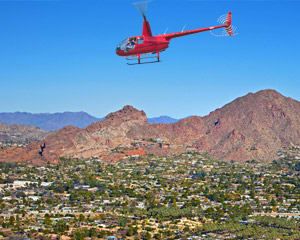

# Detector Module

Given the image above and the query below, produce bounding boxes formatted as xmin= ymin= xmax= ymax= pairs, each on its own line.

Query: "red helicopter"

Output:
xmin=116 ymin=1 xmax=236 ymax=65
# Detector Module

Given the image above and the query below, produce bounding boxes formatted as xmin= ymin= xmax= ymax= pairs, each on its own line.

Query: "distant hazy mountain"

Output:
xmin=0 ymin=112 xmax=179 ymax=131
xmin=0 ymin=112 xmax=103 ymax=131
xmin=148 ymin=116 xmax=179 ymax=124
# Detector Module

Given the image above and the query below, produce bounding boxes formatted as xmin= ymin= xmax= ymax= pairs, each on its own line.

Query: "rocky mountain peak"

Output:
xmin=105 ymin=105 xmax=147 ymax=123
xmin=256 ymin=89 xmax=283 ymax=98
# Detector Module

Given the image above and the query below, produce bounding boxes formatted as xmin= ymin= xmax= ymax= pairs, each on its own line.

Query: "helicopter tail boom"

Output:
xmin=160 ymin=11 xmax=234 ymax=40
xmin=161 ymin=24 xmax=226 ymax=40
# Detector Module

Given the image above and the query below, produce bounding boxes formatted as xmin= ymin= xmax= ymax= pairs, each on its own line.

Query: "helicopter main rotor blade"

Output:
xmin=133 ymin=0 xmax=151 ymax=20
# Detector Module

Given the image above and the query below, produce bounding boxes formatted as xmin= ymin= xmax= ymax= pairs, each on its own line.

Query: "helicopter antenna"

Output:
xmin=134 ymin=0 xmax=151 ymax=21
xmin=181 ymin=24 xmax=187 ymax=32
xmin=163 ymin=27 xmax=168 ymax=35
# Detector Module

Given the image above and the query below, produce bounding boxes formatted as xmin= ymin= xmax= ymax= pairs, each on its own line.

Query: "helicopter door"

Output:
xmin=137 ymin=37 xmax=144 ymax=44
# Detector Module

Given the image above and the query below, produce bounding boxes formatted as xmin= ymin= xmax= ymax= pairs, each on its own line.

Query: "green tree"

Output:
xmin=53 ymin=220 xmax=69 ymax=233
xmin=79 ymin=214 xmax=85 ymax=222
xmin=9 ymin=216 xmax=15 ymax=227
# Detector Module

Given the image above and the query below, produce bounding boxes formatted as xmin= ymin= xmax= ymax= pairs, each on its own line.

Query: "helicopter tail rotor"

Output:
xmin=211 ymin=12 xmax=238 ymax=37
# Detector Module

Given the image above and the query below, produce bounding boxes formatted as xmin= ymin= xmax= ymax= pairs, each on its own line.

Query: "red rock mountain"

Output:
xmin=1 ymin=90 xmax=299 ymax=164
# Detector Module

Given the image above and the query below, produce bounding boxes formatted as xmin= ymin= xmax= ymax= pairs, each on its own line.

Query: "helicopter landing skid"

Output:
xmin=127 ymin=60 xmax=160 ymax=65
xmin=126 ymin=52 xmax=160 ymax=65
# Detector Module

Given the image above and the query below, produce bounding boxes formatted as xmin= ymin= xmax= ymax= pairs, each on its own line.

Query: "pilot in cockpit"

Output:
xmin=129 ymin=38 xmax=136 ymax=48
xmin=124 ymin=38 xmax=136 ymax=53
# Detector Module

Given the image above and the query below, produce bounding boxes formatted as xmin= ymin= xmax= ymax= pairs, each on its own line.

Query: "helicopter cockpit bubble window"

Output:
xmin=122 ymin=38 xmax=136 ymax=52
xmin=116 ymin=38 xmax=129 ymax=51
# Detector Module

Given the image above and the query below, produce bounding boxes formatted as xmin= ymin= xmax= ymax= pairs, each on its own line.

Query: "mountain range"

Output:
xmin=0 ymin=112 xmax=178 ymax=131
xmin=0 ymin=89 xmax=299 ymax=165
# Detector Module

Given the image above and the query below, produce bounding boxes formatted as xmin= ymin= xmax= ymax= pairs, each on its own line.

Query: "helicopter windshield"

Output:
xmin=116 ymin=38 xmax=129 ymax=51
xmin=116 ymin=38 xmax=136 ymax=52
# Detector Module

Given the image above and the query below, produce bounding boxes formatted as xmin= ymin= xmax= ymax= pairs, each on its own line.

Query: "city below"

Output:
xmin=0 ymin=146 xmax=299 ymax=239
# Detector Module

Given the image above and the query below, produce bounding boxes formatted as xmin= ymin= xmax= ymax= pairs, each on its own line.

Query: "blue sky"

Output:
xmin=0 ymin=0 xmax=299 ymax=118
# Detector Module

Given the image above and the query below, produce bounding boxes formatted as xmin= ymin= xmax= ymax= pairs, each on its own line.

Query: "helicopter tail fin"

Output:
xmin=225 ymin=12 xmax=231 ymax=27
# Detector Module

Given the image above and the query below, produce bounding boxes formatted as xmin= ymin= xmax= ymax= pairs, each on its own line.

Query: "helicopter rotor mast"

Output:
xmin=134 ymin=0 xmax=153 ymax=37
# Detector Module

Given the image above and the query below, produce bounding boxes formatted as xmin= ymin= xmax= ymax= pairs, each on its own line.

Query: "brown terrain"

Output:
xmin=0 ymin=89 xmax=299 ymax=165
xmin=0 ymin=121 xmax=48 ymax=144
